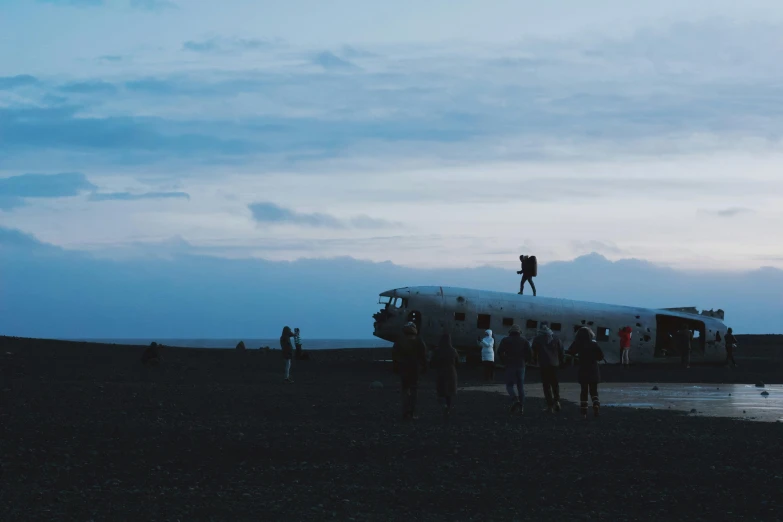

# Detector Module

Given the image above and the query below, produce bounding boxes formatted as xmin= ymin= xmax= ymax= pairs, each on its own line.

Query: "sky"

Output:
xmin=1 ymin=1 xmax=783 ymax=336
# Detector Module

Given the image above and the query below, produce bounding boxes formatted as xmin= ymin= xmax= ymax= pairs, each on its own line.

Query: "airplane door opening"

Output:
xmin=654 ymin=315 xmax=706 ymax=358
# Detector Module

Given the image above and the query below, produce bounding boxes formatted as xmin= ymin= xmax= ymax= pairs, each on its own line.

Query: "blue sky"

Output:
xmin=1 ymin=1 xmax=783 ymax=336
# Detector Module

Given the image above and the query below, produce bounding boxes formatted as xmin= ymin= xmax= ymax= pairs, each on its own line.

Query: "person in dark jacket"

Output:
xmin=517 ymin=255 xmax=537 ymax=296
xmin=532 ymin=323 xmax=564 ymax=413
xmin=676 ymin=325 xmax=692 ymax=368
xmin=431 ymin=329 xmax=459 ymax=416
xmin=392 ymin=322 xmax=428 ymax=420
xmin=724 ymin=327 xmax=738 ymax=367
xmin=280 ymin=326 xmax=295 ymax=383
xmin=497 ymin=324 xmax=533 ymax=413
xmin=566 ymin=327 xmax=605 ymax=419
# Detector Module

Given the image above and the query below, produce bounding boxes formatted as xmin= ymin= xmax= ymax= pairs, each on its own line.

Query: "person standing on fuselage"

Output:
xmin=532 ymin=323 xmax=564 ymax=413
xmin=619 ymin=326 xmax=632 ymax=368
xmin=497 ymin=325 xmax=533 ymax=414
xmin=517 ymin=255 xmax=537 ymax=296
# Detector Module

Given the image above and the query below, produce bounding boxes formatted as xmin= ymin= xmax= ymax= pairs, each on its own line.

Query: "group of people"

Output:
xmin=392 ymin=321 xmax=607 ymax=421
xmin=279 ymin=326 xmax=304 ymax=383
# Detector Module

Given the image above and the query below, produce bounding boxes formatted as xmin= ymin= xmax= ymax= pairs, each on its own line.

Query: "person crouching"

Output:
xmin=392 ymin=322 xmax=428 ymax=420
xmin=497 ymin=325 xmax=533 ymax=414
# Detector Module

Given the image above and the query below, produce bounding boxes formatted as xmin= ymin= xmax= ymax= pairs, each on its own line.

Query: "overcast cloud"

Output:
xmin=1 ymin=1 xmax=783 ymax=336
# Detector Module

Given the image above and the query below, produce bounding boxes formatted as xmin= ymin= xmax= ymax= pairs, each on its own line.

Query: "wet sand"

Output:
xmin=2 ymin=336 xmax=783 ymax=521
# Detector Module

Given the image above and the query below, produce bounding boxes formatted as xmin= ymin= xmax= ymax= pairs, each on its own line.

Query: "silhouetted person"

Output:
xmin=141 ymin=342 xmax=162 ymax=366
xmin=517 ymin=255 xmax=537 ymax=296
xmin=432 ymin=329 xmax=459 ymax=416
xmin=392 ymin=322 xmax=428 ymax=420
xmin=497 ymin=324 xmax=533 ymax=414
xmin=725 ymin=327 xmax=738 ymax=368
xmin=619 ymin=326 xmax=632 ymax=367
xmin=280 ymin=326 xmax=295 ymax=383
xmin=532 ymin=323 xmax=564 ymax=412
xmin=566 ymin=327 xmax=605 ymax=419
xmin=294 ymin=327 xmax=303 ymax=359
xmin=676 ymin=324 xmax=692 ymax=368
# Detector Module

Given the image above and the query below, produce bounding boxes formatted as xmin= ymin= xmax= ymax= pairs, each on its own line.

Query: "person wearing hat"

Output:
xmin=566 ymin=327 xmax=605 ymax=419
xmin=497 ymin=324 xmax=533 ymax=413
xmin=392 ymin=321 xmax=428 ymax=420
xmin=532 ymin=322 xmax=564 ymax=412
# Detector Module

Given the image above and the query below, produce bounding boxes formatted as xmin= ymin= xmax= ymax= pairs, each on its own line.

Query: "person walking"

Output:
xmin=280 ymin=326 xmax=296 ymax=383
xmin=619 ymin=326 xmax=632 ymax=368
xmin=392 ymin=322 xmax=428 ymax=420
xmin=566 ymin=327 xmax=605 ymax=419
xmin=725 ymin=327 xmax=738 ymax=368
xmin=517 ymin=255 xmax=537 ymax=296
xmin=431 ymin=328 xmax=459 ymax=417
xmin=497 ymin=324 xmax=533 ymax=414
xmin=532 ymin=323 xmax=564 ymax=412
xmin=479 ymin=330 xmax=495 ymax=381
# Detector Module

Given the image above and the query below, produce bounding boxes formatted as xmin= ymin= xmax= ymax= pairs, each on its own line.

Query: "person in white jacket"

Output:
xmin=479 ymin=329 xmax=495 ymax=381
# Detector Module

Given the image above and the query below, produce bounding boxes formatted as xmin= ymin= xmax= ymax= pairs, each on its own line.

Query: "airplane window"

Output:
xmin=477 ymin=314 xmax=491 ymax=329
xmin=502 ymin=317 xmax=514 ymax=327
xmin=378 ymin=296 xmax=391 ymax=305
xmin=393 ymin=298 xmax=406 ymax=309
xmin=551 ymin=323 xmax=562 ymax=332
xmin=526 ymin=319 xmax=537 ymax=329
xmin=597 ymin=327 xmax=610 ymax=342
xmin=454 ymin=312 xmax=466 ymax=322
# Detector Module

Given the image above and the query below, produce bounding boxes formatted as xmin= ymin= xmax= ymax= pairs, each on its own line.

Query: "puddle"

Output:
xmin=461 ymin=383 xmax=783 ymax=423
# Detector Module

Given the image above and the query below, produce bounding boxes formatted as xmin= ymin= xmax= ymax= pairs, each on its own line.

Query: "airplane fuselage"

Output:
xmin=372 ymin=286 xmax=729 ymax=364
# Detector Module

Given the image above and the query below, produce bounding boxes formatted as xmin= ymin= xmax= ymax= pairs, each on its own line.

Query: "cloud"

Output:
xmin=182 ymin=37 xmax=278 ymax=54
xmin=0 ymin=172 xmax=97 ymax=210
xmin=130 ymin=0 xmax=177 ymax=10
xmin=88 ymin=191 xmax=190 ymax=201
xmin=59 ymin=81 xmax=118 ymax=95
xmin=570 ymin=240 xmax=626 ymax=256
xmin=36 ymin=0 xmax=104 ymax=5
xmin=0 ymin=75 xmax=39 ymax=90
xmin=698 ymin=207 xmax=755 ymax=217
xmin=1 ymin=230 xmax=781 ymax=338
xmin=248 ymin=202 xmax=399 ymax=229
xmin=312 ymin=51 xmax=358 ymax=70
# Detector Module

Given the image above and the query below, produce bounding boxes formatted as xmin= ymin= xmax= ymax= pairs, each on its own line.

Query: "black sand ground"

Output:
xmin=2 ymin=336 xmax=783 ymax=521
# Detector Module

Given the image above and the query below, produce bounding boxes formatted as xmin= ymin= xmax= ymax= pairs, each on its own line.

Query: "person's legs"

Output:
xmin=541 ymin=367 xmax=553 ymax=409
xmin=284 ymin=359 xmax=291 ymax=380
xmin=590 ymin=382 xmax=600 ymax=416
xmin=528 ymin=277 xmax=536 ymax=296
xmin=622 ymin=348 xmax=630 ymax=366
xmin=579 ymin=382 xmax=588 ymax=418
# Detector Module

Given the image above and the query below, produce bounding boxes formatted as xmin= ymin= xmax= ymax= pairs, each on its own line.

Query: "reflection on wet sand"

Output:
xmin=462 ymin=382 xmax=783 ymax=422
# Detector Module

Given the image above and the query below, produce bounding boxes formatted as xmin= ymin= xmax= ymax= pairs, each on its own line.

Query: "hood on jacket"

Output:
xmin=484 ymin=330 xmax=493 ymax=338
xmin=538 ymin=323 xmax=553 ymax=342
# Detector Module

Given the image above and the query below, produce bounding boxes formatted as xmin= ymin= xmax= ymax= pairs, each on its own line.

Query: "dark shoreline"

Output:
xmin=2 ymin=335 xmax=783 ymax=520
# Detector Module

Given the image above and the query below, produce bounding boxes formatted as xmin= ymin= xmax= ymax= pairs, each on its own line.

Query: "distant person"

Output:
xmin=676 ymin=324 xmax=692 ymax=368
xmin=566 ymin=327 xmax=605 ymax=419
xmin=517 ymin=255 xmax=537 ymax=296
xmin=479 ymin=329 xmax=495 ymax=381
xmin=294 ymin=328 xmax=303 ymax=360
xmin=532 ymin=323 xmax=564 ymax=413
xmin=280 ymin=326 xmax=296 ymax=383
xmin=431 ymin=328 xmax=459 ymax=417
xmin=497 ymin=324 xmax=533 ymax=414
xmin=619 ymin=326 xmax=633 ymax=368
xmin=725 ymin=327 xmax=738 ymax=368
xmin=392 ymin=322 xmax=428 ymax=420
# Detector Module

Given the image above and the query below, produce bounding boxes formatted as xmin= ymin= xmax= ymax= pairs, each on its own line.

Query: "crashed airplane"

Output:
xmin=373 ymin=286 xmax=729 ymax=364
